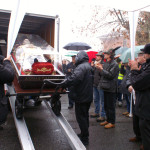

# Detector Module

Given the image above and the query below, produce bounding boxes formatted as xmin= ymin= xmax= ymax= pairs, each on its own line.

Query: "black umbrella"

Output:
xmin=63 ymin=42 xmax=91 ymax=50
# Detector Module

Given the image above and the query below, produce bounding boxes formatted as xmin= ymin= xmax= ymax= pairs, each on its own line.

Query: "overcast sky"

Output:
xmin=1 ymin=0 xmax=109 ymax=52
xmin=1 ymin=0 xmax=150 ymax=53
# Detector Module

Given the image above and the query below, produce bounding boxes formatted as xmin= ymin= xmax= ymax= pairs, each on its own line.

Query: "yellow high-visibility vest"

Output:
xmin=118 ymin=64 xmax=124 ymax=80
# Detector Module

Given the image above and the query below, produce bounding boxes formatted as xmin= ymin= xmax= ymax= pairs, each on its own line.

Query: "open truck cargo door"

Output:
xmin=0 ymin=10 xmax=65 ymax=89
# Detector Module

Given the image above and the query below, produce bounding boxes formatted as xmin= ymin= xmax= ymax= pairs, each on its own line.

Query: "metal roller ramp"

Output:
xmin=6 ymin=85 xmax=86 ymax=150
xmin=6 ymin=85 xmax=35 ymax=150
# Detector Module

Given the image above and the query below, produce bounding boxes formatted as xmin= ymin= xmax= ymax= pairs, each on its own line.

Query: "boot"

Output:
xmin=104 ymin=123 xmax=115 ymax=129
xmin=97 ymin=117 xmax=105 ymax=122
xmin=140 ymin=145 xmax=144 ymax=150
xmin=122 ymin=112 xmax=129 ymax=115
xmin=100 ymin=121 xmax=108 ymax=126
xmin=129 ymin=137 xmax=141 ymax=142
xmin=90 ymin=113 xmax=99 ymax=118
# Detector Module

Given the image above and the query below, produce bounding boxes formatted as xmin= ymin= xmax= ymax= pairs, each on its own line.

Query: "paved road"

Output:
xmin=0 ymin=94 xmax=141 ymax=150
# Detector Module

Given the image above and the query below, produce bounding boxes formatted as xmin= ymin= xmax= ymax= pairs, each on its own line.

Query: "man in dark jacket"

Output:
xmin=127 ymin=51 xmax=146 ymax=150
xmin=65 ymin=55 xmax=76 ymax=109
xmin=63 ymin=51 xmax=93 ymax=146
xmin=97 ymin=49 xmax=119 ymax=129
xmin=130 ymin=43 xmax=150 ymax=150
xmin=0 ymin=55 xmax=14 ymax=130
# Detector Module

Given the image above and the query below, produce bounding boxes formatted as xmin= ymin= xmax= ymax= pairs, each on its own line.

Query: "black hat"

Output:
xmin=116 ymin=58 xmax=121 ymax=63
xmin=71 ymin=55 xmax=76 ymax=57
xmin=96 ymin=51 xmax=103 ymax=56
xmin=34 ymin=58 xmax=38 ymax=63
xmin=141 ymin=44 xmax=150 ymax=54
xmin=47 ymin=59 xmax=52 ymax=63
xmin=104 ymin=48 xmax=114 ymax=55
xmin=138 ymin=50 xmax=144 ymax=55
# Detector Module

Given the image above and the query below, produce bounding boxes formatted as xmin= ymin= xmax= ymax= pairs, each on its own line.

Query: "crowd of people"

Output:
xmin=1 ymin=43 xmax=150 ymax=150
xmin=62 ymin=44 xmax=150 ymax=150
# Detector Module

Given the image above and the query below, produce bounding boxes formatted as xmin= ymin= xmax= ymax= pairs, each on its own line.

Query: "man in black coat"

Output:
xmin=130 ymin=43 xmax=150 ymax=150
xmin=63 ymin=51 xmax=93 ymax=146
xmin=127 ymin=51 xmax=146 ymax=145
xmin=0 ymin=55 xmax=14 ymax=130
xmin=97 ymin=49 xmax=119 ymax=129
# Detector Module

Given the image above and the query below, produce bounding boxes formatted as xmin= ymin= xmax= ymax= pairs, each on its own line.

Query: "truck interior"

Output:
xmin=0 ymin=10 xmax=65 ymax=89
xmin=0 ymin=9 xmax=55 ymax=57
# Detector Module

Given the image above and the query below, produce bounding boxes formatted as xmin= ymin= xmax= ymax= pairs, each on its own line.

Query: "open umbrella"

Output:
xmin=63 ymin=50 xmax=78 ymax=57
xmin=120 ymin=45 xmax=144 ymax=63
xmin=115 ymin=47 xmax=129 ymax=55
xmin=86 ymin=51 xmax=98 ymax=63
xmin=63 ymin=42 xmax=91 ymax=50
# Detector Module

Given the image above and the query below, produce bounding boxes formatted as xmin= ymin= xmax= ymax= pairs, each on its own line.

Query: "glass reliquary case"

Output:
xmin=11 ymin=34 xmax=65 ymax=89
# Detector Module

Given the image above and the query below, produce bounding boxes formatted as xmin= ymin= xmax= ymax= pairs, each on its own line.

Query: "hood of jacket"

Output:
xmin=75 ymin=51 xmax=89 ymax=66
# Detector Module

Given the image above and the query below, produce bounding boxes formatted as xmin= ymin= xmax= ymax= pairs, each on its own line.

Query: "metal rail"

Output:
xmin=7 ymin=85 xmax=35 ymax=150
xmin=44 ymin=100 xmax=86 ymax=150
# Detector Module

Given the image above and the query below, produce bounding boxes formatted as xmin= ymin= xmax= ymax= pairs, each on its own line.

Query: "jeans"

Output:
xmin=104 ymin=91 xmax=116 ymax=124
xmin=68 ymin=95 xmax=74 ymax=106
xmin=124 ymin=94 xmax=130 ymax=113
xmin=117 ymin=79 xmax=122 ymax=102
xmin=93 ymin=87 xmax=105 ymax=117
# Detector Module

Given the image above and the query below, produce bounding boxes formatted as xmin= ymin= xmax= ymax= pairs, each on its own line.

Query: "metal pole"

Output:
xmin=129 ymin=93 xmax=133 ymax=117
xmin=56 ymin=15 xmax=60 ymax=53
